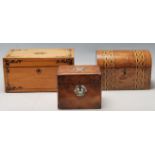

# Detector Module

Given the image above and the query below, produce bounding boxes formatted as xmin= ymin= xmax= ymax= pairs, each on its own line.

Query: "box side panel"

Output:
xmin=3 ymin=58 xmax=10 ymax=92
xmin=143 ymin=68 xmax=151 ymax=89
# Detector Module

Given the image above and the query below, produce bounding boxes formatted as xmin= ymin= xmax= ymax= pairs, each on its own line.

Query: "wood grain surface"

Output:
xmin=57 ymin=65 xmax=101 ymax=109
xmin=3 ymin=48 xmax=74 ymax=92
xmin=97 ymin=50 xmax=152 ymax=90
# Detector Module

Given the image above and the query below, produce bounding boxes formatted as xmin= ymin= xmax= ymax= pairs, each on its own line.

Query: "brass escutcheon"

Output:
xmin=74 ymin=85 xmax=87 ymax=97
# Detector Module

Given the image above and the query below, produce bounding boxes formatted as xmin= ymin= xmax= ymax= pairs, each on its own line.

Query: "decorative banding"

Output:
xmin=102 ymin=50 xmax=115 ymax=90
xmin=134 ymin=51 xmax=145 ymax=89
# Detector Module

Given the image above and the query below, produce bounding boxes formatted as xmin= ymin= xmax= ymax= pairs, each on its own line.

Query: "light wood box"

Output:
xmin=3 ymin=48 xmax=74 ymax=92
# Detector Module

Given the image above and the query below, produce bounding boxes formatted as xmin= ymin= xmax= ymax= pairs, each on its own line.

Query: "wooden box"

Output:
xmin=57 ymin=65 xmax=101 ymax=109
xmin=97 ymin=50 xmax=152 ymax=90
xmin=3 ymin=48 xmax=74 ymax=92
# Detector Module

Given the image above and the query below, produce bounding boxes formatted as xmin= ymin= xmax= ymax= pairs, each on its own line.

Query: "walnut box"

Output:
xmin=3 ymin=48 xmax=74 ymax=92
xmin=97 ymin=50 xmax=152 ymax=90
xmin=57 ymin=65 xmax=101 ymax=109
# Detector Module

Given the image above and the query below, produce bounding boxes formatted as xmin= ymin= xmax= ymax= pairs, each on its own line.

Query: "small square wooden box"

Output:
xmin=97 ymin=50 xmax=152 ymax=90
xmin=3 ymin=48 xmax=74 ymax=92
xmin=57 ymin=65 xmax=101 ymax=109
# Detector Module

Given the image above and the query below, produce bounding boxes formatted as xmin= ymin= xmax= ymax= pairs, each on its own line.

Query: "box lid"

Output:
xmin=5 ymin=48 xmax=74 ymax=59
xmin=58 ymin=65 xmax=101 ymax=75
xmin=97 ymin=50 xmax=152 ymax=69
xmin=3 ymin=48 xmax=74 ymax=67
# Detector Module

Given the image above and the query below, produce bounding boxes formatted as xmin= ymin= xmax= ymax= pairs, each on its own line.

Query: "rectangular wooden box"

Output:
xmin=3 ymin=48 xmax=74 ymax=92
xmin=97 ymin=50 xmax=152 ymax=90
xmin=57 ymin=65 xmax=101 ymax=109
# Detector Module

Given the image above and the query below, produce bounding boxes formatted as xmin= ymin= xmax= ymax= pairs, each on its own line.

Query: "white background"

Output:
xmin=0 ymin=0 xmax=155 ymax=155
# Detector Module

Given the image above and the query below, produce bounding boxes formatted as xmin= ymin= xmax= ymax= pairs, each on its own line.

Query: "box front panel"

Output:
xmin=58 ymin=75 xmax=101 ymax=109
xmin=101 ymin=67 xmax=151 ymax=90
xmin=3 ymin=56 xmax=74 ymax=92
xmin=6 ymin=67 xmax=57 ymax=92
xmin=101 ymin=67 xmax=136 ymax=90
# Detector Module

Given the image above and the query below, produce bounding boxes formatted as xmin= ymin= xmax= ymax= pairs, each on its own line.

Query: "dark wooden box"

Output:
xmin=3 ymin=48 xmax=74 ymax=92
xmin=57 ymin=65 xmax=101 ymax=109
xmin=97 ymin=50 xmax=152 ymax=90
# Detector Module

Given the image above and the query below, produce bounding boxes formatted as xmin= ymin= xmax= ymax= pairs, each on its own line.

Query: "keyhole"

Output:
xmin=36 ymin=68 xmax=42 ymax=74
xmin=123 ymin=68 xmax=127 ymax=75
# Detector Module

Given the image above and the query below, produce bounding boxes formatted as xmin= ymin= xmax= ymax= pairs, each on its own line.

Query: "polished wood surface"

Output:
xmin=58 ymin=65 xmax=101 ymax=75
xmin=97 ymin=50 xmax=152 ymax=90
xmin=57 ymin=65 xmax=101 ymax=109
xmin=6 ymin=48 xmax=74 ymax=58
xmin=3 ymin=48 xmax=74 ymax=92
